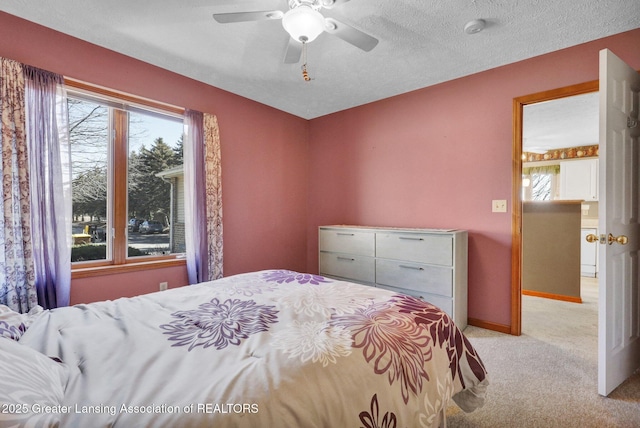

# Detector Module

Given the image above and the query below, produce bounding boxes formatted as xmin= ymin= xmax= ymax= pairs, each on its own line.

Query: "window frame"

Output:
xmin=65 ymin=79 xmax=187 ymax=278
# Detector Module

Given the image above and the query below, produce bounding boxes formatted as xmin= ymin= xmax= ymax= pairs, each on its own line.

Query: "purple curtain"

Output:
xmin=23 ymin=66 xmax=71 ymax=309
xmin=183 ymin=109 xmax=208 ymax=284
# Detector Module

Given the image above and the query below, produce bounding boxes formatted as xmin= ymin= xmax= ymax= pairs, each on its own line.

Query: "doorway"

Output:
xmin=511 ymin=80 xmax=598 ymax=335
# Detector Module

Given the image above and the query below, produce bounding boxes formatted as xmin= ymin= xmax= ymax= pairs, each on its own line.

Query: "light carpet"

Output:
xmin=446 ymin=278 xmax=640 ymax=427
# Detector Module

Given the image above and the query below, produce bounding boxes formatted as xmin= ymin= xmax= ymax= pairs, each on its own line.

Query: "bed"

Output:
xmin=1 ymin=269 xmax=488 ymax=427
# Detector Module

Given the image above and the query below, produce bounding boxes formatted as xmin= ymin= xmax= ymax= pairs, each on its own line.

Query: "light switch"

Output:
xmin=492 ymin=199 xmax=507 ymax=213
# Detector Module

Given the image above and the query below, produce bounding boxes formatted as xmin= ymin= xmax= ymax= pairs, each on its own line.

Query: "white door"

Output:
xmin=597 ymin=48 xmax=640 ymax=396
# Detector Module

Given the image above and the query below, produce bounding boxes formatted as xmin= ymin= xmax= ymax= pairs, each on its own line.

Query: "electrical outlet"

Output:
xmin=492 ymin=199 xmax=507 ymax=213
xmin=159 ymin=282 xmax=168 ymax=291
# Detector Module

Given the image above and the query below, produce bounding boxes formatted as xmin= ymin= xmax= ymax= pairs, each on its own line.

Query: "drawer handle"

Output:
xmin=399 ymin=236 xmax=424 ymax=241
xmin=336 ymin=233 xmax=355 ymax=236
xmin=399 ymin=265 xmax=424 ymax=271
xmin=337 ymin=256 xmax=355 ymax=262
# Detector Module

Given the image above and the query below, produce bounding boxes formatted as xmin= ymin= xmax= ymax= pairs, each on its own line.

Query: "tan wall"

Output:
xmin=522 ymin=201 xmax=582 ymax=300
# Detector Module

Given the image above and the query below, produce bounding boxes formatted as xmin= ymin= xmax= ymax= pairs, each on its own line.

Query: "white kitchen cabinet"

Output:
xmin=319 ymin=226 xmax=468 ymax=329
xmin=560 ymin=158 xmax=598 ymax=201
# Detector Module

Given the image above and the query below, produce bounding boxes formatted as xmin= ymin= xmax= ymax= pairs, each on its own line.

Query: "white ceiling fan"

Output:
xmin=213 ymin=0 xmax=379 ymax=64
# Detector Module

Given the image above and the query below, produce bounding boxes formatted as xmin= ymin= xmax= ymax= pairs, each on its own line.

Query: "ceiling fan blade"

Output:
xmin=320 ymin=0 xmax=351 ymax=9
xmin=213 ymin=10 xmax=283 ymax=24
xmin=324 ymin=18 xmax=378 ymax=52
xmin=283 ymin=38 xmax=302 ymax=64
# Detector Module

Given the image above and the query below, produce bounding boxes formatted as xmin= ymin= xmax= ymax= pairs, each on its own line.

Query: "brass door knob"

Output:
xmin=607 ymin=233 xmax=628 ymax=245
xmin=585 ymin=234 xmax=599 ymax=243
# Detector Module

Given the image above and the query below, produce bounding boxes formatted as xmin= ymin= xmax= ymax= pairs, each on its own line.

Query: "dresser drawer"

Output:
xmin=376 ymin=284 xmax=453 ymax=316
xmin=375 ymin=259 xmax=453 ymax=297
xmin=319 ymin=252 xmax=375 ymax=283
xmin=319 ymin=228 xmax=375 ymax=257
xmin=376 ymin=233 xmax=453 ymax=266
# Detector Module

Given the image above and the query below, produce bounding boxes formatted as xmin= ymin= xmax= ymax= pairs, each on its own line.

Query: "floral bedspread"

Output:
xmin=18 ymin=270 xmax=488 ymax=427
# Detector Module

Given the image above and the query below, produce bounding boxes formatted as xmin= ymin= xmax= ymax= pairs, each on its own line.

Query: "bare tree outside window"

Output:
xmin=68 ymin=99 xmax=109 ymax=256
xmin=68 ymin=96 xmax=184 ymax=262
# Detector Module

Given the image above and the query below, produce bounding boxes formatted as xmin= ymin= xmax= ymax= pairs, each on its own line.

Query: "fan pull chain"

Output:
xmin=301 ymin=41 xmax=311 ymax=82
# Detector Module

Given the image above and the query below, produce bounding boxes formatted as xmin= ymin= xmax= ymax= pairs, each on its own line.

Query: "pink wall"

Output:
xmin=71 ymin=265 xmax=189 ymax=304
xmin=0 ymin=12 xmax=309 ymax=304
xmin=307 ymin=28 xmax=640 ymax=329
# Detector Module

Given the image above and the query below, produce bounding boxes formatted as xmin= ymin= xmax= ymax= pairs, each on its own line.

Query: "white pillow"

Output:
xmin=0 ymin=305 xmax=43 ymax=341
xmin=0 ymin=337 xmax=68 ymax=427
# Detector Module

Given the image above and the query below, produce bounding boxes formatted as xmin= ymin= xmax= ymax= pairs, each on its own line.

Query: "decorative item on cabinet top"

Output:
xmin=318 ymin=225 xmax=468 ymax=329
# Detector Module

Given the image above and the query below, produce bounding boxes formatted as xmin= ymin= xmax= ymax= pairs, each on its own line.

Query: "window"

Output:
xmin=522 ymin=165 xmax=559 ymax=201
xmin=67 ymin=81 xmax=185 ymax=268
xmin=529 ymin=172 xmax=552 ymax=201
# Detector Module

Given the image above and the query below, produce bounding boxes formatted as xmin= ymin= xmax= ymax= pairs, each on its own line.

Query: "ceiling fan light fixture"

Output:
xmin=282 ymin=5 xmax=325 ymax=43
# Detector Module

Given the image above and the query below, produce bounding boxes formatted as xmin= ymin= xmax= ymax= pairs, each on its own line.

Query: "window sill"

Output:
xmin=71 ymin=257 xmax=187 ymax=279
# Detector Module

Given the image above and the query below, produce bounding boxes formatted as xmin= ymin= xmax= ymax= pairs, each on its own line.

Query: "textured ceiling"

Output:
xmin=1 ymin=0 xmax=638 ymax=122
xmin=523 ymin=92 xmax=599 ymax=153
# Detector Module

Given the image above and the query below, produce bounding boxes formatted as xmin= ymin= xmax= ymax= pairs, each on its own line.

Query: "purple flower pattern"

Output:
xmin=262 ymin=270 xmax=331 ymax=285
xmin=160 ymin=298 xmax=278 ymax=351
xmin=332 ymin=300 xmax=431 ymax=404
xmin=0 ymin=320 xmax=26 ymax=341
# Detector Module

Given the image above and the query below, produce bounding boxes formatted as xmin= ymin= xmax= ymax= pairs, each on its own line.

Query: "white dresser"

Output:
xmin=319 ymin=226 xmax=468 ymax=329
